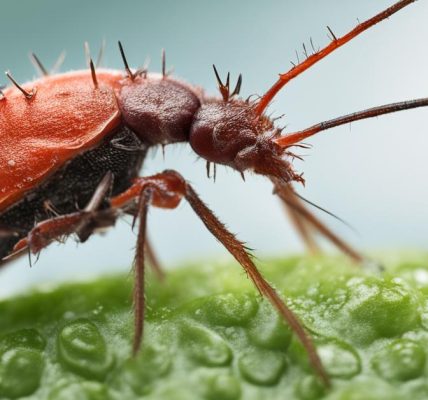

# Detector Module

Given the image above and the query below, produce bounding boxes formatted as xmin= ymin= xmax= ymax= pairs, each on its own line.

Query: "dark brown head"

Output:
xmin=189 ymin=67 xmax=301 ymax=183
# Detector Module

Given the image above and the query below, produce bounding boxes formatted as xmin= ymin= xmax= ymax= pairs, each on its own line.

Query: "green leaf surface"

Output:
xmin=1 ymin=254 xmax=428 ymax=399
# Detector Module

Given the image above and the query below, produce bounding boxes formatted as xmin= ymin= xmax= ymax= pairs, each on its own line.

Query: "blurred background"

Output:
xmin=0 ymin=0 xmax=427 ymax=297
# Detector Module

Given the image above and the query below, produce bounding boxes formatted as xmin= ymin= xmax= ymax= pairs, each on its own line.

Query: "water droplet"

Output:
xmin=203 ymin=373 xmax=241 ymax=400
xmin=238 ymin=349 xmax=286 ymax=386
xmin=372 ymin=339 xmax=425 ymax=381
xmin=182 ymin=322 xmax=232 ymax=367
xmin=119 ymin=340 xmax=172 ymax=395
xmin=48 ymin=382 xmax=111 ymax=400
xmin=196 ymin=293 xmax=258 ymax=327
xmin=92 ymin=305 xmax=104 ymax=316
xmin=296 ymin=375 xmax=325 ymax=400
xmin=0 ymin=348 xmax=44 ymax=398
xmin=0 ymin=328 xmax=46 ymax=352
xmin=347 ymin=277 xmax=418 ymax=340
xmin=58 ymin=319 xmax=114 ymax=380
xmin=318 ymin=340 xmax=361 ymax=379
xmin=248 ymin=300 xmax=292 ymax=350
xmin=63 ymin=311 xmax=76 ymax=320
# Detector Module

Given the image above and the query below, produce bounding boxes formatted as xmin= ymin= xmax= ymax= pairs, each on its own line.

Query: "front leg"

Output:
xmin=5 ymin=173 xmax=116 ymax=260
xmin=111 ymin=170 xmax=329 ymax=386
xmin=9 ymin=210 xmax=118 ymax=258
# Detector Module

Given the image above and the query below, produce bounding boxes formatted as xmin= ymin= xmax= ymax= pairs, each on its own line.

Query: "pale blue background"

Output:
xmin=1 ymin=1 xmax=427 ymax=297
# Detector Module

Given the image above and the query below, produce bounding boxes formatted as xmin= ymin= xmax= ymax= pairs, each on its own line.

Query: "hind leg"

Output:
xmin=273 ymin=180 xmax=363 ymax=263
xmin=280 ymin=191 xmax=320 ymax=255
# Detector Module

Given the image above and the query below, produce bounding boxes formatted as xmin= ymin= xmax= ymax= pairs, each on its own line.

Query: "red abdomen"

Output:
xmin=0 ymin=69 xmax=202 ymax=213
xmin=0 ymin=70 xmax=122 ymax=212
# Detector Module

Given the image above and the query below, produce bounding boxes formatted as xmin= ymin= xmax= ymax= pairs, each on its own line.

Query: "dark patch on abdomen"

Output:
xmin=0 ymin=125 xmax=145 ymax=261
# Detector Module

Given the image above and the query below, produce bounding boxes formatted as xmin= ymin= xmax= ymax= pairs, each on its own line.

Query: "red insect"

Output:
xmin=0 ymin=0 xmax=426 ymax=385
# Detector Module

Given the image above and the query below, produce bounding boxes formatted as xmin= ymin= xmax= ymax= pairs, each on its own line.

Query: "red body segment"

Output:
xmin=0 ymin=69 xmax=204 ymax=214
xmin=0 ymin=70 xmax=125 ymax=212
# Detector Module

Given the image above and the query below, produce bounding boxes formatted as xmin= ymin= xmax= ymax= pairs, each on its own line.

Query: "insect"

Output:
xmin=0 ymin=0 xmax=426 ymax=386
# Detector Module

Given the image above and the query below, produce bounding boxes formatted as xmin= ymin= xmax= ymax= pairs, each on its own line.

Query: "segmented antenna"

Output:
xmin=275 ymin=97 xmax=428 ymax=148
xmin=5 ymin=71 xmax=36 ymax=99
xmin=118 ymin=41 xmax=134 ymax=80
xmin=255 ymin=0 xmax=419 ymax=115
xmin=0 ymin=86 xmax=5 ymax=100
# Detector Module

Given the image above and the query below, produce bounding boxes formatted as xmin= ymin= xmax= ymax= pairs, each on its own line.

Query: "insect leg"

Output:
xmin=183 ymin=177 xmax=330 ymax=386
xmin=145 ymin=235 xmax=165 ymax=280
xmin=111 ymin=170 xmax=329 ymax=385
xmin=277 ymin=184 xmax=320 ymax=255
xmin=132 ymin=185 xmax=153 ymax=354
xmin=4 ymin=173 xmax=117 ymax=259
xmin=273 ymin=179 xmax=363 ymax=263
xmin=6 ymin=209 xmax=117 ymax=260
xmin=111 ymin=173 xmax=188 ymax=354
xmin=76 ymin=172 xmax=113 ymax=242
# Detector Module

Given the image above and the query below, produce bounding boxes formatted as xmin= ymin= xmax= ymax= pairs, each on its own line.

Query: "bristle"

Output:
xmin=89 ymin=59 xmax=98 ymax=88
xmin=30 ymin=53 xmax=49 ymax=77
xmin=118 ymin=41 xmax=134 ymax=80
xmin=161 ymin=49 xmax=166 ymax=78
xmin=5 ymin=71 xmax=36 ymax=99
xmin=231 ymin=74 xmax=242 ymax=97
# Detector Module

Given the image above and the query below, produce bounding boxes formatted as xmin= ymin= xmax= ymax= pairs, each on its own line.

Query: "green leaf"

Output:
xmin=1 ymin=254 xmax=428 ymax=399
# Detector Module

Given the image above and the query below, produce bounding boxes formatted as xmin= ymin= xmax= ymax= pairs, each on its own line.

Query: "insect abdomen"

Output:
xmin=0 ymin=126 xmax=144 ymax=260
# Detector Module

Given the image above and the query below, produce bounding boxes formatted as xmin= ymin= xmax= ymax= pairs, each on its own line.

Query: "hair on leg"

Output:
xmin=110 ymin=170 xmax=329 ymax=384
xmin=183 ymin=182 xmax=330 ymax=386
xmin=132 ymin=186 xmax=154 ymax=355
